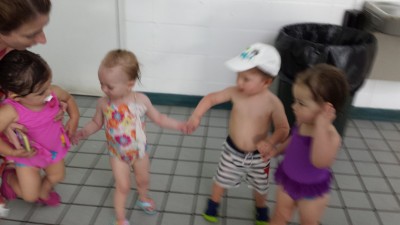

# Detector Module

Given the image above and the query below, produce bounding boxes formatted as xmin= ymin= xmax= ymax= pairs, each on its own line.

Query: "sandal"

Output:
xmin=255 ymin=206 xmax=270 ymax=225
xmin=135 ymin=198 xmax=157 ymax=215
xmin=112 ymin=219 xmax=130 ymax=225
xmin=0 ymin=168 xmax=17 ymax=200
xmin=37 ymin=191 xmax=61 ymax=207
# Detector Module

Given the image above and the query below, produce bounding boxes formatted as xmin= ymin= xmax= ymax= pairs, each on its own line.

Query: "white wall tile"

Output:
xmin=154 ymin=0 xmax=212 ymax=26
xmin=124 ymin=0 xmax=154 ymax=22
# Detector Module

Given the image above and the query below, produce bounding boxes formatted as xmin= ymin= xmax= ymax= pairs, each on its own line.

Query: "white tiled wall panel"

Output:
xmin=31 ymin=0 xmax=400 ymax=110
xmin=124 ymin=0 xmax=400 ymax=109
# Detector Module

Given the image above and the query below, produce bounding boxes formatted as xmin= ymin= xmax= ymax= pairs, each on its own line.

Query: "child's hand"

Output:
xmin=71 ymin=129 xmax=85 ymax=145
xmin=316 ymin=103 xmax=336 ymax=126
xmin=257 ymin=141 xmax=277 ymax=162
xmin=177 ymin=122 xmax=189 ymax=134
xmin=186 ymin=116 xmax=200 ymax=134
xmin=65 ymin=118 xmax=79 ymax=139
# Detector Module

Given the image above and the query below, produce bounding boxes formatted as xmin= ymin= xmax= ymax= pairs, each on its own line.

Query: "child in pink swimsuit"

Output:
xmin=0 ymin=50 xmax=79 ymax=206
xmin=73 ymin=49 xmax=187 ymax=225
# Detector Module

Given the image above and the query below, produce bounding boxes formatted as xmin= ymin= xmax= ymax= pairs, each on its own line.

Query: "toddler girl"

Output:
xmin=73 ymin=49 xmax=186 ymax=225
xmin=268 ymin=63 xmax=349 ymax=225
xmin=0 ymin=50 xmax=79 ymax=206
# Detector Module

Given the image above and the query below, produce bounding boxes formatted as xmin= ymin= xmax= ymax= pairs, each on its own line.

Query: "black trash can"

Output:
xmin=275 ymin=23 xmax=377 ymax=136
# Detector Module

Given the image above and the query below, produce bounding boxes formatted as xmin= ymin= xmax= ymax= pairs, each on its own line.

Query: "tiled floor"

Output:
xmin=1 ymin=95 xmax=400 ymax=225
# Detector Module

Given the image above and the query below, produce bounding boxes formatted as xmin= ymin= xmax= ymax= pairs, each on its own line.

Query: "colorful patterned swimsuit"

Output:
xmin=104 ymin=99 xmax=147 ymax=164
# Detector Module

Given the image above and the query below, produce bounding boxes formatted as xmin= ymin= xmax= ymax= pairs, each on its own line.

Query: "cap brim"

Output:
xmin=225 ymin=56 xmax=256 ymax=72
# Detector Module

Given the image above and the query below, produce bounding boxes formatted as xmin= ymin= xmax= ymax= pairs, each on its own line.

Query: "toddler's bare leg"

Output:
xmin=210 ymin=182 xmax=225 ymax=203
xmin=40 ymin=160 xmax=65 ymax=199
xmin=298 ymin=194 xmax=329 ymax=225
xmin=15 ymin=167 xmax=41 ymax=202
xmin=270 ymin=185 xmax=296 ymax=225
xmin=110 ymin=157 xmax=131 ymax=222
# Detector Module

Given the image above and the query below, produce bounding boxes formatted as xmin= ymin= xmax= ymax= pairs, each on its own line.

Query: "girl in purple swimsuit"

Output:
xmin=268 ymin=64 xmax=349 ymax=225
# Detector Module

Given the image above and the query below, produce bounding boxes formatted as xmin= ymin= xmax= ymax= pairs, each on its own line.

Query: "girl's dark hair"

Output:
xmin=101 ymin=49 xmax=141 ymax=81
xmin=0 ymin=50 xmax=51 ymax=97
xmin=0 ymin=0 xmax=51 ymax=34
xmin=295 ymin=63 xmax=349 ymax=111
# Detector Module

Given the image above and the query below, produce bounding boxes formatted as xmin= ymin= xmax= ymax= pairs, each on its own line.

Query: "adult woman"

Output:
xmin=0 ymin=0 xmax=52 ymax=215
xmin=0 ymin=0 xmax=51 ymax=58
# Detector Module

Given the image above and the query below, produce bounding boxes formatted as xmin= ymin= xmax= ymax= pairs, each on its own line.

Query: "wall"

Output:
xmin=31 ymin=0 xmax=119 ymax=95
xmin=31 ymin=0 xmax=400 ymax=110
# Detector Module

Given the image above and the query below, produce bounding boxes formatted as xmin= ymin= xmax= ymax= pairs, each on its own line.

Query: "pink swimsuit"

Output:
xmin=3 ymin=93 xmax=70 ymax=168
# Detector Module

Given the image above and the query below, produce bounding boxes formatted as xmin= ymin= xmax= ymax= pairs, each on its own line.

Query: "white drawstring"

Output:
xmin=242 ymin=153 xmax=254 ymax=167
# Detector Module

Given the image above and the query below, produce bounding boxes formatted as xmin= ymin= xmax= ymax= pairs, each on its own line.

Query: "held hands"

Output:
xmin=185 ymin=116 xmax=201 ymax=135
xmin=257 ymin=140 xmax=277 ymax=162
xmin=65 ymin=118 xmax=78 ymax=139
xmin=71 ymin=129 xmax=86 ymax=145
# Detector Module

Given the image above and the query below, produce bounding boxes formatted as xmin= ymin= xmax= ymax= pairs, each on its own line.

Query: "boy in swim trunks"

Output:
xmin=186 ymin=43 xmax=289 ymax=225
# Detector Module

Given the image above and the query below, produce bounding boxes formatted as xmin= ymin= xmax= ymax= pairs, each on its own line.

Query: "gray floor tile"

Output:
xmin=164 ymin=193 xmax=194 ymax=213
xmin=178 ymin=147 xmax=202 ymax=161
xmin=348 ymin=148 xmax=375 ymax=162
xmin=378 ymin=211 xmax=400 ymax=225
xmin=226 ymin=198 xmax=254 ymax=219
xmin=84 ymin=169 xmax=113 ymax=186
xmin=332 ymin=160 xmax=357 ymax=175
xmin=28 ymin=204 xmax=66 ymax=224
xmin=128 ymin=210 xmax=160 ymax=225
xmin=340 ymin=191 xmax=373 ymax=209
xmin=348 ymin=209 xmax=380 ymax=225
xmin=321 ymin=207 xmax=350 ymax=225
xmin=361 ymin=176 xmax=392 ymax=193
xmin=334 ymin=174 xmax=364 ymax=191
xmin=153 ymin=145 xmax=179 ymax=159
xmin=3 ymin=97 xmax=399 ymax=225
xmin=150 ymin=159 xmax=175 ymax=174
xmin=73 ymin=186 xmax=108 ymax=206
xmin=60 ymin=205 xmax=97 ymax=225
xmin=170 ymin=176 xmax=198 ymax=194
xmin=174 ymin=161 xmax=200 ymax=176
xmin=369 ymin=193 xmax=400 ymax=211
xmin=161 ymin=213 xmax=191 ymax=225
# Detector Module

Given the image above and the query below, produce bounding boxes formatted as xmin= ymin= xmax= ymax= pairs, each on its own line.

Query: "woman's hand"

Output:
xmin=9 ymin=147 xmax=36 ymax=158
xmin=3 ymin=124 xmax=26 ymax=149
xmin=54 ymin=101 xmax=68 ymax=122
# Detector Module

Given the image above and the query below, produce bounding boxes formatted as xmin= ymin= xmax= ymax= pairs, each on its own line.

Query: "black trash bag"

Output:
xmin=275 ymin=23 xmax=377 ymax=94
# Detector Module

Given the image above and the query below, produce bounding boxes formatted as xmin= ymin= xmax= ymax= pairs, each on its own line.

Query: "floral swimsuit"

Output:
xmin=104 ymin=98 xmax=147 ymax=164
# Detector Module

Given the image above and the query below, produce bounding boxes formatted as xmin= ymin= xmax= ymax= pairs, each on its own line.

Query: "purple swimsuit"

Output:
xmin=274 ymin=125 xmax=332 ymax=200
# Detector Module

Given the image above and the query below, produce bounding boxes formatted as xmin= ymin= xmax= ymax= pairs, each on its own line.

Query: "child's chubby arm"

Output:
xmin=137 ymin=93 xmax=186 ymax=132
xmin=0 ymin=104 xmax=34 ymax=158
xmin=186 ymin=87 xmax=233 ymax=134
xmin=51 ymin=85 xmax=80 ymax=138
xmin=257 ymin=95 xmax=290 ymax=161
xmin=72 ymin=98 xmax=106 ymax=144
xmin=311 ymin=103 xmax=341 ymax=168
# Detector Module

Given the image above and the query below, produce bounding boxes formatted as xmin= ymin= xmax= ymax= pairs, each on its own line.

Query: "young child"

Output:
xmin=268 ymin=64 xmax=349 ymax=225
xmin=0 ymin=50 xmax=79 ymax=206
xmin=186 ymin=43 xmax=290 ymax=225
xmin=72 ymin=49 xmax=187 ymax=225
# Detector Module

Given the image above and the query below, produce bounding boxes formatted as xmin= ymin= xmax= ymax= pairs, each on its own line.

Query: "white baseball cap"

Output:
xmin=225 ymin=43 xmax=281 ymax=77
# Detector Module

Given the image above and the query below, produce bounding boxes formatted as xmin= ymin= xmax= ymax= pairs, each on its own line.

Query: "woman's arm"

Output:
xmin=0 ymin=104 xmax=32 ymax=157
xmin=51 ymin=85 xmax=80 ymax=137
